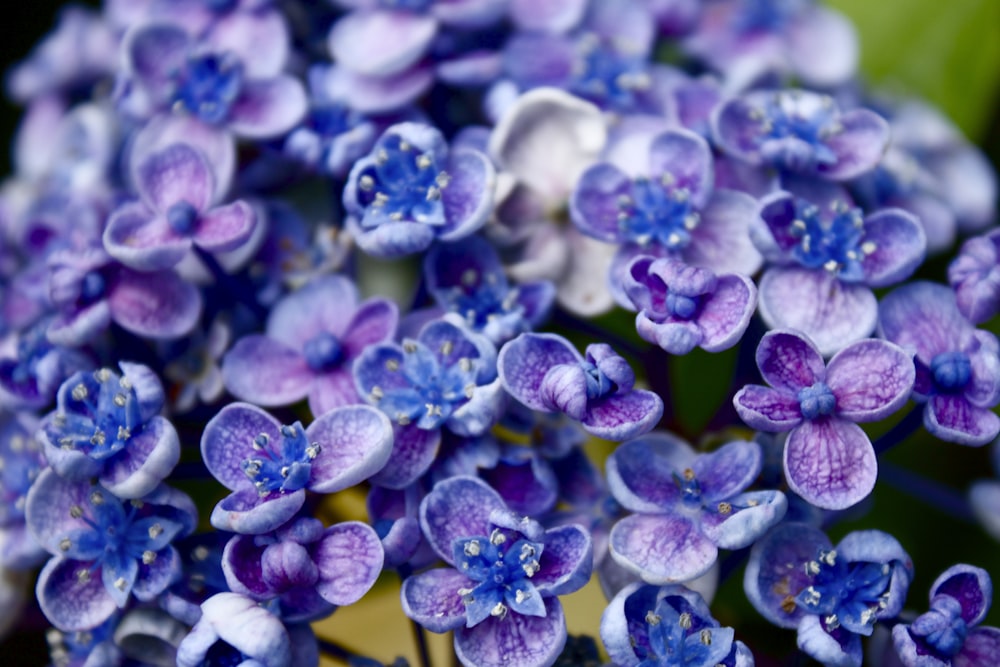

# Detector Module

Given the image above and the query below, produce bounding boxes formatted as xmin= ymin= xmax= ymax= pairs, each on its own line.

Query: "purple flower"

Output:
xmin=623 ymin=256 xmax=757 ymax=355
xmin=498 ymin=333 xmax=663 ymax=441
xmin=201 ymin=402 xmax=393 ymax=533
xmin=401 ymin=476 xmax=592 ymax=667
xmin=104 ymin=143 xmax=257 ymax=271
xmin=733 ymin=330 xmax=914 ymax=509
xmin=713 ymin=90 xmax=889 ymax=181
xmin=607 ymin=433 xmax=786 ymax=583
xmin=948 ymin=228 xmax=1000 ymax=325
xmin=176 ymin=592 xmax=318 ymax=667
xmin=0 ymin=319 xmax=92 ymax=410
xmin=754 ymin=183 xmax=925 ymax=354
xmin=46 ymin=245 xmax=202 ymax=346
xmin=0 ymin=411 xmax=48 ymax=568
xmin=601 ymin=582 xmax=754 ymax=667
xmin=39 ymin=364 xmax=181 ymax=499
xmin=223 ymin=275 xmax=398 ymax=417
xmin=222 ymin=517 xmax=383 ymax=622
xmin=570 ymin=126 xmax=761 ymax=307
xmin=26 ymin=471 xmax=197 ymax=631
xmin=343 ymin=123 xmax=495 ymax=258
xmin=423 ymin=235 xmax=555 ymax=345
xmin=892 ymin=564 xmax=1000 ymax=666
xmin=745 ymin=524 xmax=913 ymax=667
xmin=878 ymin=281 xmax=1000 ymax=446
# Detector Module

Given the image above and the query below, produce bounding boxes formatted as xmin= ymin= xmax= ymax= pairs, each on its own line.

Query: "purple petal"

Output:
xmin=192 ymin=201 xmax=257 ymax=253
xmin=701 ymin=490 xmax=787 ymax=549
xmin=305 ymin=405 xmax=393 ymax=492
xmin=99 ymin=416 xmax=180 ymax=499
xmin=696 ymin=273 xmax=757 ymax=352
xmin=267 ymin=275 xmax=359 ymax=349
xmin=342 ymin=298 xmax=399 ymax=357
xmin=221 ymin=336 xmax=312 ymax=407
xmin=348 ymin=216 xmax=437 ymax=259
xmin=510 ymin=0 xmax=587 ymax=31
xmin=609 ymin=513 xmax=717 ymax=584
xmin=970 ymin=480 xmax=1000 ymax=541
xmin=136 ymin=144 xmax=213 ymax=214
xmin=786 ymin=7 xmax=858 ymax=87
xmin=454 ymin=598 xmax=566 ymax=667
xmin=201 ymin=402 xmax=282 ymax=491
xmin=695 ymin=440 xmax=763 ymax=502
xmin=401 ymin=568 xmax=470 ymax=632
xmin=498 ymin=333 xmax=580 ymax=412
xmin=103 ymin=202 xmax=191 ymax=270
xmin=569 ymin=162 xmax=632 ymax=242
xmin=539 ymin=364 xmax=588 ymax=420
xmin=582 ymin=390 xmax=663 ymax=440
xmin=419 ymin=476 xmax=506 ymax=565
xmin=784 ymin=417 xmax=877 ymax=510
xmin=648 ymin=129 xmax=714 ymax=208
xmin=204 ymin=9 xmax=289 ymax=79
xmin=756 ymin=329 xmax=826 ymax=392
xmin=683 ymin=189 xmax=763 ymax=276
xmin=860 ymin=209 xmax=926 ymax=288
xmin=210 ymin=488 xmax=305 ymax=534
xmin=370 ymin=424 xmax=441 ymax=489
xmin=797 ymin=613 xmax=862 ymax=667
xmin=228 ymin=76 xmax=308 ymax=139
xmin=132 ymin=545 xmax=182 ymax=602
xmin=125 ymin=24 xmax=190 ymax=96
xmin=322 ymin=65 xmax=434 ymax=115
xmin=826 ymin=339 xmax=915 ymax=422
xmin=733 ymin=384 xmax=802 ymax=432
xmin=605 ymin=433 xmax=693 ymax=512
xmin=222 ymin=535 xmax=270 ymax=598
xmin=532 ymin=524 xmax=592 ymax=596
xmin=308 ymin=369 xmax=361 ymax=417
xmin=930 ymin=564 xmax=992 ymax=627
xmin=817 ymin=109 xmax=890 ymax=181
xmin=758 ymin=268 xmax=878 ymax=356
xmin=744 ymin=522 xmax=831 ymax=628
xmin=36 ymin=557 xmax=116 ymax=631
xmin=107 ymin=268 xmax=201 ymax=340
xmin=878 ymin=282 xmax=967 ymax=365
xmin=314 ymin=521 xmax=384 ymax=606
xmin=439 ymin=149 xmax=496 ymax=241
xmin=956 ymin=626 xmax=1000 ymax=667
xmin=329 ymin=10 xmax=437 ymax=77
xmin=925 ymin=395 xmax=1000 ymax=447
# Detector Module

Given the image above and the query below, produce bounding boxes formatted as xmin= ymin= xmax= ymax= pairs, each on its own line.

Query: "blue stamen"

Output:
xmin=616 ymin=178 xmax=698 ymax=251
xmin=453 ymin=532 xmax=544 ymax=627
xmin=665 ymin=292 xmax=699 ymax=319
xmin=797 ymin=382 xmax=837 ymax=420
xmin=81 ymin=271 xmax=106 ymax=304
xmin=789 ymin=199 xmax=868 ymax=281
xmin=930 ymin=351 xmax=972 ymax=393
xmin=167 ymin=201 xmax=199 ymax=235
xmin=302 ymin=332 xmax=344 ymax=371
xmin=241 ymin=423 xmax=320 ymax=496
xmin=357 ymin=135 xmax=449 ymax=229
xmin=174 ymin=53 xmax=244 ymax=125
xmin=569 ymin=35 xmax=650 ymax=111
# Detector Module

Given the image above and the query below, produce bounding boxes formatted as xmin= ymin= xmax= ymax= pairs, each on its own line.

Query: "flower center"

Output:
xmin=642 ymin=598 xmax=722 ymax=666
xmin=569 ymin=34 xmax=651 ymax=111
xmin=46 ymin=368 xmax=141 ymax=461
xmin=930 ymin=351 xmax=972 ymax=393
xmin=241 ymin=423 xmax=321 ymax=496
xmin=796 ymin=547 xmax=893 ymax=633
xmin=912 ymin=595 xmax=968 ymax=657
xmin=752 ymin=93 xmax=842 ymax=171
xmin=302 ymin=331 xmax=344 ymax=371
xmin=789 ymin=199 xmax=873 ymax=280
xmin=581 ymin=362 xmax=616 ymax=400
xmin=80 ymin=271 xmax=106 ymax=305
xmin=455 ymin=530 xmax=544 ymax=626
xmin=797 ymin=382 xmax=836 ymax=420
xmin=665 ymin=291 xmax=699 ymax=320
xmin=675 ymin=468 xmax=702 ymax=506
xmin=167 ymin=200 xmax=199 ymax=235
xmin=445 ymin=269 xmax=522 ymax=329
xmin=357 ymin=135 xmax=450 ymax=228
xmin=174 ymin=53 xmax=244 ymax=125
xmin=616 ymin=176 xmax=699 ymax=251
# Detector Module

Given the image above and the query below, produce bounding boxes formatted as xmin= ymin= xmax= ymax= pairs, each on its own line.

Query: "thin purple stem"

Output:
xmin=880 ymin=461 xmax=977 ymax=523
xmin=873 ymin=405 xmax=924 ymax=456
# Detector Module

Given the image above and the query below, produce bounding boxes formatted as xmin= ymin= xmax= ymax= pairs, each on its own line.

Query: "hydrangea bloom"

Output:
xmin=606 ymin=433 xmax=786 ymax=583
xmin=498 ymin=332 xmax=663 ymax=440
xmin=200 ymin=403 xmax=394 ymax=533
xmin=948 ymin=228 xmax=1000 ymax=324
xmin=878 ymin=281 xmax=1000 ymax=446
xmin=734 ymin=330 xmax=914 ymax=509
xmin=401 ymin=476 xmax=592 ymax=667
xmin=601 ymin=582 xmax=754 ymax=666
xmin=38 ymin=364 xmax=180 ymax=499
xmin=745 ymin=523 xmax=913 ymax=667
xmin=892 ymin=564 xmax=1000 ymax=666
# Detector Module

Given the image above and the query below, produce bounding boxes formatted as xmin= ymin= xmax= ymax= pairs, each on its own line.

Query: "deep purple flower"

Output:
xmin=754 ymin=183 xmax=925 ymax=354
xmin=222 ymin=516 xmax=383 ymax=622
xmin=0 ymin=319 xmax=92 ymax=410
xmin=949 ymin=228 xmax=1000 ymax=325
xmin=878 ymin=281 xmax=1000 ymax=446
xmin=892 ymin=564 xmax=1000 ymax=666
xmin=683 ymin=0 xmax=858 ymax=87
xmin=343 ymin=123 xmax=495 ymax=258
xmin=26 ymin=471 xmax=197 ymax=631
xmin=498 ymin=332 xmax=663 ymax=441
xmin=745 ymin=523 xmax=913 ymax=667
xmin=104 ymin=143 xmax=257 ymax=271
xmin=713 ymin=90 xmax=888 ymax=181
xmin=423 ymin=235 xmax=555 ymax=345
xmin=223 ymin=274 xmax=398 ymax=417
xmin=607 ymin=433 xmax=786 ymax=583
xmin=623 ymin=256 xmax=757 ymax=355
xmin=570 ymin=126 xmax=761 ymax=307
xmin=734 ymin=330 xmax=914 ymax=509
xmin=0 ymin=411 xmax=48 ymax=568
xmin=39 ymin=364 xmax=180 ymax=499
xmin=401 ymin=476 xmax=592 ymax=667
xmin=176 ymin=592 xmax=319 ymax=667
xmin=46 ymin=245 xmax=202 ymax=346
xmin=601 ymin=582 xmax=754 ymax=667
xmin=200 ymin=403 xmax=393 ymax=533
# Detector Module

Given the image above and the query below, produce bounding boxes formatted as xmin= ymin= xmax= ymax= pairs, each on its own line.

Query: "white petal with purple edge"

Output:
xmin=826 ymin=339 xmax=915 ymax=422
xmin=784 ymin=418 xmax=877 ymax=510
xmin=305 ymin=405 xmax=394 ymax=492
xmin=314 ymin=521 xmax=384 ymax=606
xmin=329 ymin=10 xmax=437 ymax=77
xmin=419 ymin=476 xmax=506 ymax=565
xmin=609 ymin=513 xmax=717 ymax=584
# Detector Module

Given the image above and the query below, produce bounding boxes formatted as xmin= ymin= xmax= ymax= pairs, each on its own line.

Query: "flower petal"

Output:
xmin=401 ymin=568 xmax=470 ymax=633
xmin=925 ymin=395 xmax=1000 ymax=447
xmin=610 ymin=513 xmax=717 ymax=584
xmin=420 ymin=476 xmax=506 ymax=565
xmin=826 ymin=339 xmax=915 ymax=422
xmin=305 ymin=405 xmax=394 ymax=493
xmin=582 ymin=390 xmax=663 ymax=440
xmin=784 ymin=418 xmax=877 ymax=510
xmin=314 ymin=521 xmax=384 ymax=606
xmin=454 ymin=598 xmax=566 ymax=667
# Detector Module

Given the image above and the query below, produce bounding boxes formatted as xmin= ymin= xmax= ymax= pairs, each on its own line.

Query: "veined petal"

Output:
xmin=784 ymin=418 xmax=877 ymax=510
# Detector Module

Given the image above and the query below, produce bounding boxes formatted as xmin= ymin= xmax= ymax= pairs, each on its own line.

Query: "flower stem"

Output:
xmin=880 ymin=461 xmax=977 ymax=523
xmin=409 ymin=617 xmax=432 ymax=667
xmin=873 ymin=406 xmax=924 ymax=456
xmin=317 ymin=638 xmax=370 ymax=665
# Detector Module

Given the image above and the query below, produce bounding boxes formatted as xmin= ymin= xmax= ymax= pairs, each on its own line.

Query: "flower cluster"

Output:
xmin=0 ymin=0 xmax=998 ymax=666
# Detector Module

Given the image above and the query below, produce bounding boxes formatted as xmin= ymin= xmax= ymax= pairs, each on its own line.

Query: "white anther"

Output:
xmin=371 ymin=192 xmax=389 ymax=208
xmin=59 ymin=538 xmax=71 ymax=552
xmin=94 ymin=368 xmax=111 ymax=382
xmin=70 ymin=505 xmax=84 ymax=519
xmin=385 ymin=358 xmax=399 ymax=371
xmin=119 ymin=377 xmax=132 ymax=390
xmin=464 ymin=540 xmax=481 ymax=557
xmin=117 ymin=426 xmax=131 ymax=441
xmin=436 ymin=172 xmax=451 ymax=188
xmin=376 ymin=149 xmax=389 ymax=165
xmin=142 ymin=550 xmax=157 ymax=564
xmin=440 ymin=341 xmax=453 ymax=356
xmin=89 ymin=491 xmax=104 ymax=505
xmin=71 ymin=384 xmax=88 ymax=401
xmin=416 ymin=154 xmax=432 ymax=169
xmin=114 ymin=577 xmax=127 ymax=591
xmin=90 ymin=430 xmax=106 ymax=446
xmin=396 ymin=414 xmax=411 ymax=426
xmin=148 ymin=523 xmax=163 ymax=539
xmin=700 ymin=629 xmax=712 ymax=645
xmin=861 ymin=241 xmax=877 ymax=255
xmin=824 ymin=259 xmax=839 ymax=273
xmin=679 ymin=612 xmax=692 ymax=629
xmin=646 ymin=611 xmax=661 ymax=626
xmin=490 ymin=602 xmax=507 ymax=619
xmin=489 ymin=529 xmax=506 ymax=546
xmin=514 ymin=589 xmax=531 ymax=604
xmin=824 ymin=614 xmax=840 ymax=630
xmin=359 ymin=175 xmax=375 ymax=191
xmin=370 ymin=385 xmax=384 ymax=401
xmin=76 ymin=569 xmax=91 ymax=583
xmin=820 ymin=549 xmax=837 ymax=566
